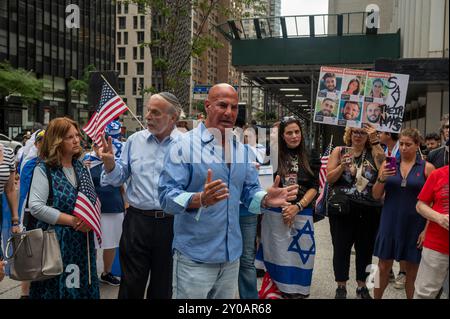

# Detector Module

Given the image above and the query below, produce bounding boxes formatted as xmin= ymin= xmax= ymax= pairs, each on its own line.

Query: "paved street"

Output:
xmin=1 ymin=218 xmax=415 ymax=299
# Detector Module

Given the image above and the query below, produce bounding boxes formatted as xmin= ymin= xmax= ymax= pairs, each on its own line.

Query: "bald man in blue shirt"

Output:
xmin=159 ymin=84 xmax=298 ymax=299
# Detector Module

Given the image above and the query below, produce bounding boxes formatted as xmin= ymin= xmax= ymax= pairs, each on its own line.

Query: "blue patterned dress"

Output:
xmin=30 ymin=160 xmax=99 ymax=299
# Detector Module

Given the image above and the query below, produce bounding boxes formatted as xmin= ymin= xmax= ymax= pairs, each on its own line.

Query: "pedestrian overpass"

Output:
xmin=216 ymin=12 xmax=401 ymax=148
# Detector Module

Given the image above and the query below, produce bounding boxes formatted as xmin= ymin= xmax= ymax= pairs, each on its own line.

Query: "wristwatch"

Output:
xmin=377 ymin=176 xmax=386 ymax=183
xmin=295 ymin=202 xmax=304 ymax=211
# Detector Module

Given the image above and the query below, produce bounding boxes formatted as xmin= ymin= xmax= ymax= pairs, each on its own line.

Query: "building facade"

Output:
xmin=328 ymin=0 xmax=449 ymax=136
xmin=116 ymin=1 xmax=152 ymax=133
xmin=0 ymin=0 xmax=116 ymax=137
xmin=190 ymin=0 xmax=241 ymax=116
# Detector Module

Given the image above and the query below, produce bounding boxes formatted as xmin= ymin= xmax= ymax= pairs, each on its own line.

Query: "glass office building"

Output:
xmin=0 ymin=0 xmax=115 ymax=135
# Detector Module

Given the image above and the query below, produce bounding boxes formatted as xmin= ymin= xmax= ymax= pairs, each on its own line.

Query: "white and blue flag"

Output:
xmin=255 ymin=207 xmax=316 ymax=296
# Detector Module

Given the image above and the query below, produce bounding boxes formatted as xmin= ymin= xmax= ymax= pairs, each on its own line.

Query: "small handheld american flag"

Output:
xmin=73 ymin=169 xmax=102 ymax=245
xmin=315 ymin=136 xmax=334 ymax=216
xmin=83 ymin=78 xmax=128 ymax=146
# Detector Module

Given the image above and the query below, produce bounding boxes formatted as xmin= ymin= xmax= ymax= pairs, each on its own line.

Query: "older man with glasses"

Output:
xmin=99 ymin=92 xmax=183 ymax=299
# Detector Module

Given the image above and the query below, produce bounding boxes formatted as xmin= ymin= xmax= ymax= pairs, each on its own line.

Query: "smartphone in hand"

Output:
xmin=386 ymin=156 xmax=397 ymax=171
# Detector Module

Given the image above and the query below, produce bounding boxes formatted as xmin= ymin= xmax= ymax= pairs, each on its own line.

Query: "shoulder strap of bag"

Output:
xmin=44 ymin=163 xmax=54 ymax=207
xmin=24 ymin=166 xmax=36 ymax=211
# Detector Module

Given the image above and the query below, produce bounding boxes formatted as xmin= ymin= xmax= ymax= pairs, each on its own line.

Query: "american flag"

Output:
xmin=315 ymin=137 xmax=334 ymax=213
xmin=83 ymin=80 xmax=127 ymax=146
xmin=73 ymin=169 xmax=102 ymax=245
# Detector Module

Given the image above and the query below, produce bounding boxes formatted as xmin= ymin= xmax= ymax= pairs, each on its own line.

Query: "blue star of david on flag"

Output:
xmin=287 ymin=220 xmax=316 ymax=264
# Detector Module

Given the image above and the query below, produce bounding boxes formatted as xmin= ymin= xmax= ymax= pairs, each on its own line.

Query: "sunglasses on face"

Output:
xmin=352 ymin=130 xmax=367 ymax=136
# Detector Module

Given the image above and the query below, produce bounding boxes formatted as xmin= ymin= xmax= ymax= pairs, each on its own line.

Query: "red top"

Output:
xmin=417 ymin=165 xmax=449 ymax=255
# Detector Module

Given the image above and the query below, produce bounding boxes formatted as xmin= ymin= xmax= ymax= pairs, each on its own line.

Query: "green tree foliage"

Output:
xmin=68 ymin=64 xmax=96 ymax=99
xmin=130 ymin=0 xmax=265 ymax=94
xmin=0 ymin=61 xmax=45 ymax=105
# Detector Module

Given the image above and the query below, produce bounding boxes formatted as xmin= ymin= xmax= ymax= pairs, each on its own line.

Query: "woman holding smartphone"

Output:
xmin=372 ymin=128 xmax=435 ymax=299
xmin=326 ymin=124 xmax=385 ymax=299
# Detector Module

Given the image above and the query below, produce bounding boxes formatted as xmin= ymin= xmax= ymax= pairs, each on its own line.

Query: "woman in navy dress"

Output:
xmin=373 ymin=128 xmax=435 ymax=299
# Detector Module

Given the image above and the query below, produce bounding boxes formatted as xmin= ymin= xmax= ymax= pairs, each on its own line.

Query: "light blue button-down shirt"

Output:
xmin=101 ymin=128 xmax=182 ymax=210
xmin=158 ymin=123 xmax=267 ymax=263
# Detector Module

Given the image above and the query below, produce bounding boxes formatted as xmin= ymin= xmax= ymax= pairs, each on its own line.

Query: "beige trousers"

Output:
xmin=414 ymin=247 xmax=449 ymax=299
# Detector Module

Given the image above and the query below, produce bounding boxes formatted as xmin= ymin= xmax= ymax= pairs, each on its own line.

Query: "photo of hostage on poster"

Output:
xmin=314 ymin=66 xmax=409 ymax=133
xmin=364 ymin=72 xmax=390 ymax=103
xmin=314 ymin=97 xmax=339 ymax=125
xmin=337 ymin=99 xmax=363 ymax=127
xmin=341 ymin=69 xmax=367 ymax=101
xmin=317 ymin=66 xmax=344 ymax=99
xmin=362 ymin=101 xmax=384 ymax=129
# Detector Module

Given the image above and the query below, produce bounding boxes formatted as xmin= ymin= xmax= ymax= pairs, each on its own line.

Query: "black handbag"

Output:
xmin=327 ymin=188 xmax=350 ymax=216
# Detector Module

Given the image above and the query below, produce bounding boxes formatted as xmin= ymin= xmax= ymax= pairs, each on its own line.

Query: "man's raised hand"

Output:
xmin=200 ymin=169 xmax=229 ymax=207
xmin=264 ymin=175 xmax=299 ymax=208
xmin=98 ymin=135 xmax=115 ymax=172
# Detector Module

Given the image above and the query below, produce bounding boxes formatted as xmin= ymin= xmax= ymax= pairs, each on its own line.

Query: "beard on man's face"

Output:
xmin=368 ymin=115 xmax=380 ymax=123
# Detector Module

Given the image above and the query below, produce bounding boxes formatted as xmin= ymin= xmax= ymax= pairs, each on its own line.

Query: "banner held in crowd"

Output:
xmin=314 ymin=66 xmax=409 ymax=133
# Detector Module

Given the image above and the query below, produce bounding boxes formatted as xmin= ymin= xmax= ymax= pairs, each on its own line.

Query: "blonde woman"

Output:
xmin=326 ymin=125 xmax=385 ymax=299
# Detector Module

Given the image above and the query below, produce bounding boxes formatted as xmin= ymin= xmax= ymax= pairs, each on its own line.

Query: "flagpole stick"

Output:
xmin=87 ymin=233 xmax=91 ymax=286
xmin=99 ymin=74 xmax=146 ymax=131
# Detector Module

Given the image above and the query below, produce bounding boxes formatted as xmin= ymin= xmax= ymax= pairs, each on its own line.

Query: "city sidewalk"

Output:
xmin=0 ymin=220 xmax=427 ymax=299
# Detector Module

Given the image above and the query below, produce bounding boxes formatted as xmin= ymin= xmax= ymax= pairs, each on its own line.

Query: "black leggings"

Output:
xmin=328 ymin=201 xmax=381 ymax=283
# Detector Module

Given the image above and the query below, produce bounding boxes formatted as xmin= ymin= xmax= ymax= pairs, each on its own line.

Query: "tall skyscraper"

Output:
xmin=116 ymin=1 xmax=152 ymax=132
xmin=0 ymin=0 xmax=116 ymax=135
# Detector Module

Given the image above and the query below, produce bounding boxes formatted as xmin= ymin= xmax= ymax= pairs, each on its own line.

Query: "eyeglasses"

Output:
xmin=352 ymin=130 xmax=368 ymax=136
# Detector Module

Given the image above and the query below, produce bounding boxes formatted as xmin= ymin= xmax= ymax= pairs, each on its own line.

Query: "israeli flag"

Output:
xmin=255 ymin=207 xmax=315 ymax=296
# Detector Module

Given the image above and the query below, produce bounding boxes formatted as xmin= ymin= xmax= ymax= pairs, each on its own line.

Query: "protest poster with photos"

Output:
xmin=313 ymin=66 xmax=409 ymax=133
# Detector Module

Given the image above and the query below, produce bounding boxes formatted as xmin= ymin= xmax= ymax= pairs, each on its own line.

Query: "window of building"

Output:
xmin=133 ymin=47 xmax=137 ymax=59
xmin=132 ymin=78 xmax=137 ymax=95
xmin=123 ymin=62 xmax=128 ymax=75
xmin=138 ymin=3 xmax=145 ymax=14
xmin=117 ymin=2 xmax=122 ymax=14
xmin=136 ymin=62 xmax=144 ymax=75
xmin=133 ymin=16 xmax=138 ymax=29
xmin=124 ymin=2 xmax=128 ymax=14
xmin=119 ymin=17 xmax=126 ymax=29
xmin=124 ymin=32 xmax=128 ymax=45
xmin=137 ymin=31 xmax=144 ymax=44
xmin=117 ymin=32 xmax=121 ymax=45
xmin=140 ymin=16 xmax=145 ymax=29
xmin=118 ymin=47 xmax=126 ymax=59
xmin=136 ymin=98 xmax=143 ymax=116
xmin=140 ymin=46 xmax=144 ymax=59
xmin=0 ymin=29 xmax=7 ymax=54
xmin=117 ymin=62 xmax=121 ymax=74
xmin=118 ymin=77 xmax=125 ymax=95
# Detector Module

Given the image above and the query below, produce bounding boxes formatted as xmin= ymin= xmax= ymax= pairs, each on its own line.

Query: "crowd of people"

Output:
xmin=0 ymin=83 xmax=448 ymax=300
